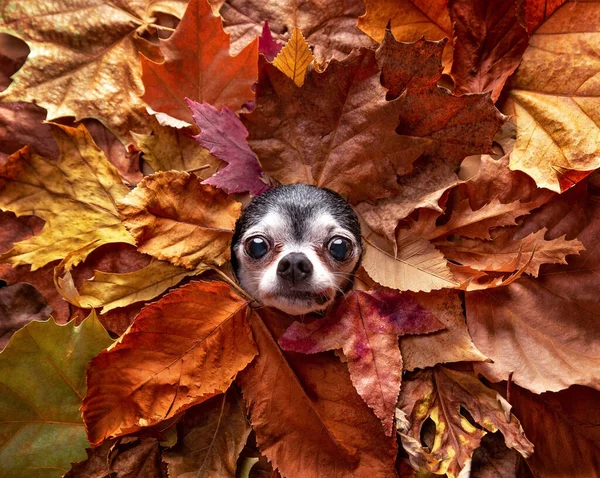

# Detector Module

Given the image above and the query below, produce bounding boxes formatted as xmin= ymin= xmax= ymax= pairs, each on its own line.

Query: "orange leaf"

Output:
xmin=142 ymin=0 xmax=258 ymax=123
xmin=272 ymin=28 xmax=314 ymax=87
xmin=82 ymin=281 xmax=257 ymax=446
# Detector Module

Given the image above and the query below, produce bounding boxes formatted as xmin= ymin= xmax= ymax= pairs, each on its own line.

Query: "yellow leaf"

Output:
xmin=0 ymin=124 xmax=134 ymax=270
xmin=272 ymin=28 xmax=315 ymax=87
xmin=504 ymin=0 xmax=600 ymax=192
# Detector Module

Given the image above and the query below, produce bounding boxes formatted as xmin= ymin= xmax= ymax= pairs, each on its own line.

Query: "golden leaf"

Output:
xmin=0 ymin=124 xmax=134 ymax=270
xmin=272 ymin=28 xmax=315 ymax=87
xmin=504 ymin=0 xmax=600 ymax=192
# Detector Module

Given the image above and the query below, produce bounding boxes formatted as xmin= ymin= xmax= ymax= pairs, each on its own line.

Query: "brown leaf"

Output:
xmin=520 ymin=0 xmax=568 ymax=33
xmin=507 ymin=384 xmax=600 ymax=477
xmin=163 ymin=387 xmax=252 ymax=478
xmin=82 ymin=281 xmax=256 ymax=446
xmin=0 ymin=0 xmax=185 ymax=143
xmin=238 ymin=308 xmax=398 ymax=478
xmin=142 ymin=0 xmax=258 ymax=123
xmin=0 ymin=123 xmax=134 ymax=270
xmin=466 ymin=181 xmax=600 ymax=393
xmin=398 ymin=367 xmax=533 ymax=478
xmin=0 ymin=283 xmax=51 ymax=350
xmin=449 ymin=0 xmax=529 ymax=101
xmin=279 ymin=289 xmax=445 ymax=436
xmin=502 ymin=0 xmax=600 ymax=192
xmin=118 ymin=171 xmax=241 ymax=269
xmin=244 ymin=50 xmax=428 ymax=203
xmin=215 ymin=0 xmax=376 ymax=61
xmin=470 ymin=432 xmax=533 ymax=478
xmin=399 ymin=289 xmax=488 ymax=371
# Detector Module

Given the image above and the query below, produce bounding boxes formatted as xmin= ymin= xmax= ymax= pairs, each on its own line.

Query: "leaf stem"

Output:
xmin=213 ymin=267 xmax=255 ymax=302
xmin=150 ymin=24 xmax=176 ymax=33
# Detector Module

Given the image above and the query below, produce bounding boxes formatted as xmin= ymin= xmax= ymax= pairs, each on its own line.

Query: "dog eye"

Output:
xmin=245 ymin=236 xmax=270 ymax=259
xmin=328 ymin=237 xmax=352 ymax=261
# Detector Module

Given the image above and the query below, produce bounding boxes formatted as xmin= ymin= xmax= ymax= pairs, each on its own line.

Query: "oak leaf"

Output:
xmin=118 ymin=171 xmax=241 ymax=269
xmin=272 ymin=28 xmax=315 ymax=87
xmin=449 ymin=0 xmax=529 ymax=101
xmin=0 ymin=283 xmax=51 ymax=350
xmin=187 ymin=100 xmax=270 ymax=195
xmin=0 ymin=0 xmax=185 ymax=142
xmin=398 ymin=367 xmax=533 ymax=478
xmin=82 ymin=281 xmax=257 ymax=446
xmin=466 ymin=182 xmax=600 ymax=393
xmin=215 ymin=0 xmax=375 ymax=61
xmin=238 ymin=308 xmax=398 ymax=478
xmin=503 ymin=0 xmax=600 ymax=192
xmin=141 ymin=0 xmax=258 ymax=124
xmin=0 ymin=123 xmax=134 ymax=270
xmin=279 ymin=288 xmax=445 ymax=436
xmin=244 ymin=49 xmax=430 ymax=203
xmin=162 ymin=387 xmax=252 ymax=478
xmin=0 ymin=311 xmax=113 ymax=478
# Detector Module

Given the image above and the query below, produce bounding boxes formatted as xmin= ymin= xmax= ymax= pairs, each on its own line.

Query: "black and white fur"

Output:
xmin=231 ymin=184 xmax=362 ymax=315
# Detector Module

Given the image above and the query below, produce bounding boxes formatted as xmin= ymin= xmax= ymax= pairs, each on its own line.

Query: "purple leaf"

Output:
xmin=259 ymin=20 xmax=282 ymax=62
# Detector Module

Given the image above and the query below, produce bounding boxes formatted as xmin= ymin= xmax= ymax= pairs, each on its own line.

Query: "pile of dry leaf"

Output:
xmin=1 ymin=0 xmax=599 ymax=476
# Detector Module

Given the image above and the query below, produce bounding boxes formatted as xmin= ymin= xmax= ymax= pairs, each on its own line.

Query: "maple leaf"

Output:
xmin=244 ymin=49 xmax=429 ymax=203
xmin=0 ymin=312 xmax=113 ymax=478
xmin=503 ymin=0 xmax=600 ymax=192
xmin=466 ymin=182 xmax=600 ymax=393
xmin=449 ymin=0 xmax=529 ymax=101
xmin=82 ymin=281 xmax=257 ymax=446
xmin=118 ymin=171 xmax=241 ymax=269
xmin=141 ymin=0 xmax=258 ymax=124
xmin=398 ymin=366 xmax=533 ymax=478
xmin=187 ymin=100 xmax=270 ymax=195
xmin=272 ymin=28 xmax=315 ymax=87
xmin=0 ymin=123 xmax=134 ymax=270
xmin=0 ymin=283 xmax=51 ymax=350
xmin=238 ymin=307 xmax=398 ymax=478
xmin=522 ymin=0 xmax=568 ymax=33
xmin=131 ymin=117 xmax=222 ymax=176
xmin=279 ymin=288 xmax=445 ymax=436
xmin=0 ymin=0 xmax=186 ymax=143
xmin=163 ymin=387 xmax=252 ymax=478
xmin=398 ymin=289 xmax=488 ymax=371
xmin=215 ymin=0 xmax=376 ymax=61
xmin=507 ymin=384 xmax=600 ymax=476
xmin=258 ymin=20 xmax=283 ymax=61
xmin=358 ymin=0 xmax=453 ymax=68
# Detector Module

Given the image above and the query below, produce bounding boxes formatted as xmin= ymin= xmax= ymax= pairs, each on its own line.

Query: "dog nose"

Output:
xmin=277 ymin=252 xmax=313 ymax=285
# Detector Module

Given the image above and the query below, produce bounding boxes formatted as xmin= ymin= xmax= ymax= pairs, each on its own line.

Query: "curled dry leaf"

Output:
xmin=399 ymin=289 xmax=488 ymax=371
xmin=466 ymin=182 xmax=600 ymax=393
xmin=0 ymin=0 xmax=184 ymax=143
xmin=238 ymin=308 xmax=398 ymax=478
xmin=279 ymin=288 xmax=445 ymax=436
xmin=142 ymin=0 xmax=258 ymax=124
xmin=0 ymin=283 xmax=51 ymax=350
xmin=187 ymin=100 xmax=270 ymax=195
xmin=82 ymin=281 xmax=257 ymax=446
xmin=272 ymin=28 xmax=315 ymax=87
xmin=0 ymin=123 xmax=134 ymax=270
xmin=163 ymin=387 xmax=252 ymax=478
xmin=449 ymin=0 xmax=529 ymax=101
xmin=0 ymin=312 xmax=113 ymax=478
xmin=215 ymin=0 xmax=376 ymax=61
xmin=503 ymin=0 xmax=600 ymax=192
xmin=118 ymin=171 xmax=241 ymax=269
xmin=398 ymin=366 xmax=533 ymax=478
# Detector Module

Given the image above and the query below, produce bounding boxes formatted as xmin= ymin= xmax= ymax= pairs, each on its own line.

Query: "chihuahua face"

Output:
xmin=231 ymin=184 xmax=362 ymax=315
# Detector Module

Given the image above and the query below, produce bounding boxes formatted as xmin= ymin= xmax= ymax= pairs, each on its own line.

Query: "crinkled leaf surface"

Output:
xmin=0 ymin=312 xmax=113 ymax=478
xmin=82 ymin=281 xmax=256 ymax=446
xmin=279 ymin=289 xmax=444 ymax=436
xmin=504 ymin=0 xmax=600 ymax=192
xmin=118 ymin=171 xmax=241 ymax=269
xmin=398 ymin=367 xmax=533 ymax=478
xmin=142 ymin=0 xmax=258 ymax=123
xmin=238 ymin=308 xmax=398 ymax=478
xmin=187 ymin=100 xmax=270 ymax=195
xmin=0 ymin=123 xmax=134 ymax=270
xmin=0 ymin=0 xmax=186 ymax=142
